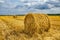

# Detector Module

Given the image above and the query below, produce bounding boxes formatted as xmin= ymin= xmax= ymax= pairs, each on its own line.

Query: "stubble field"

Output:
xmin=0 ymin=15 xmax=60 ymax=40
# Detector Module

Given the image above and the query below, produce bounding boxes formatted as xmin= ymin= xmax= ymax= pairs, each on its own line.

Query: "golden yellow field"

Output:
xmin=0 ymin=15 xmax=60 ymax=40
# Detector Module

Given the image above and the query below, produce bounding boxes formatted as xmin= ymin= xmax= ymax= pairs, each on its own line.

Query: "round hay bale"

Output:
xmin=24 ymin=13 xmax=50 ymax=35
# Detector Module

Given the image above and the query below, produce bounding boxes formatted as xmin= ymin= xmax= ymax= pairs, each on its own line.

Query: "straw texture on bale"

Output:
xmin=24 ymin=13 xmax=50 ymax=35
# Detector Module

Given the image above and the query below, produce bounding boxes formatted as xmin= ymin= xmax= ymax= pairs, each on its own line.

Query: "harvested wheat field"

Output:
xmin=0 ymin=13 xmax=60 ymax=40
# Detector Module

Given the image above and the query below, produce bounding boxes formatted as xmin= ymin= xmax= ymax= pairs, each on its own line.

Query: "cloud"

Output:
xmin=0 ymin=0 xmax=60 ymax=9
xmin=31 ymin=3 xmax=55 ymax=10
xmin=0 ymin=0 xmax=60 ymax=15
xmin=46 ymin=0 xmax=60 ymax=7
xmin=29 ymin=0 xmax=60 ymax=10
xmin=0 ymin=0 xmax=21 ymax=9
xmin=0 ymin=0 xmax=5 ymax=3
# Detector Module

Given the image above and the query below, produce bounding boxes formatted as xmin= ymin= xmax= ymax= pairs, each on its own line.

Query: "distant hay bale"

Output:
xmin=13 ymin=16 xmax=25 ymax=21
xmin=24 ymin=13 xmax=50 ymax=35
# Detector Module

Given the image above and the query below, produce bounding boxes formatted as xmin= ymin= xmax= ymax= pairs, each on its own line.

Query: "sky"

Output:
xmin=0 ymin=0 xmax=60 ymax=15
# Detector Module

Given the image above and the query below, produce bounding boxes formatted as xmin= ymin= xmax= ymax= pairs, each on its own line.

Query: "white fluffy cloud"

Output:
xmin=0 ymin=0 xmax=4 ymax=3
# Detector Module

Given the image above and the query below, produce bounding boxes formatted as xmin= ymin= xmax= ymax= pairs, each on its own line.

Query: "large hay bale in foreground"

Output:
xmin=24 ymin=13 xmax=50 ymax=35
